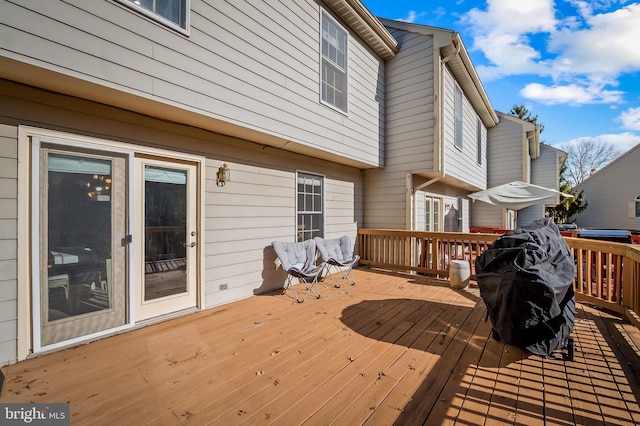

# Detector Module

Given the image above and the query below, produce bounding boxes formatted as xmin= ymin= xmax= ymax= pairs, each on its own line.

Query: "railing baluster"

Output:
xmin=357 ymin=229 xmax=640 ymax=323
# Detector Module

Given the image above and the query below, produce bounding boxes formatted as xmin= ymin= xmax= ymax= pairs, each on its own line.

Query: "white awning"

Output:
xmin=468 ymin=181 xmax=572 ymax=210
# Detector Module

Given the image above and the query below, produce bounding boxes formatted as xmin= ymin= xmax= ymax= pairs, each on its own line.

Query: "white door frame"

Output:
xmin=20 ymin=126 xmax=204 ymax=356
xmin=134 ymin=156 xmax=200 ymax=322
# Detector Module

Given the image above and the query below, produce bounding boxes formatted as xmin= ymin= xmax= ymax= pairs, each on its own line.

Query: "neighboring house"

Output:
xmin=471 ymin=111 xmax=564 ymax=230
xmin=572 ymin=143 xmax=640 ymax=231
xmin=365 ymin=19 xmax=498 ymax=233
xmin=0 ymin=0 xmax=398 ymax=363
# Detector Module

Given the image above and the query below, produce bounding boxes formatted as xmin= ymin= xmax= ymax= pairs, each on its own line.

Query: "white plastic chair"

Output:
xmin=314 ymin=236 xmax=359 ymax=287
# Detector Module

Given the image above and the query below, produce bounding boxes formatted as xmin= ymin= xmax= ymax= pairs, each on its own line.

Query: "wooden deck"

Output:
xmin=2 ymin=269 xmax=640 ymax=425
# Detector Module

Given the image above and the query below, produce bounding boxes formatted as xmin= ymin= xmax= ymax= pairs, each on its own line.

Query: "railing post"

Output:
xmin=622 ymin=247 xmax=635 ymax=313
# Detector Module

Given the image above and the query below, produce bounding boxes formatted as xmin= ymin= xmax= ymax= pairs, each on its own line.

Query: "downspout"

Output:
xmin=409 ymin=35 xmax=460 ymax=230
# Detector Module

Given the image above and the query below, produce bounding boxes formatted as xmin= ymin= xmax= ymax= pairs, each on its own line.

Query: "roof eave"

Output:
xmin=441 ymin=34 xmax=499 ymax=128
xmin=323 ymin=0 xmax=399 ymax=60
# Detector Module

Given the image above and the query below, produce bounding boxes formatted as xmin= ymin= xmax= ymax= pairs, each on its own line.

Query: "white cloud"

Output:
xmin=520 ymin=82 xmax=624 ymax=105
xmin=398 ymin=10 xmax=427 ymax=23
xmin=465 ymin=0 xmax=557 ymax=34
xmin=548 ymin=3 xmax=640 ymax=78
xmin=617 ymin=107 xmax=640 ymax=130
xmin=463 ymin=0 xmax=557 ymax=80
xmin=555 ymin=132 xmax=640 ymax=153
xmin=461 ymin=0 xmax=640 ymax=106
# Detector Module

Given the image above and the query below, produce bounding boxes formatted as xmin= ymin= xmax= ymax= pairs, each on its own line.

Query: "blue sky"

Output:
xmin=362 ymin=0 xmax=640 ymax=153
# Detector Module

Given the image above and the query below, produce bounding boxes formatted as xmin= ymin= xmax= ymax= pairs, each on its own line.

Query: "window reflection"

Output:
xmin=47 ymin=154 xmax=113 ymax=321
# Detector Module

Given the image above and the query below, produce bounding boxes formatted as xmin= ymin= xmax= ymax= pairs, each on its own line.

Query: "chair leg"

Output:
xmin=284 ymin=276 xmax=302 ymax=303
xmin=326 ymin=265 xmax=341 ymax=288
xmin=343 ymin=266 xmax=356 ymax=286
xmin=327 ymin=264 xmax=356 ymax=287
xmin=299 ymin=277 xmax=321 ymax=302
xmin=284 ymin=275 xmax=321 ymax=303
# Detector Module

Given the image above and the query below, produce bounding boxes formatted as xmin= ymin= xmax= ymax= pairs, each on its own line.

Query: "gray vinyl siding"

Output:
xmin=363 ymin=26 xmax=437 ymax=230
xmin=573 ymin=145 xmax=640 ymax=230
xmin=517 ymin=205 xmax=545 ymax=228
xmin=204 ymin=156 xmax=362 ymax=306
xmin=384 ymin=27 xmax=435 ymax=171
xmin=0 ymin=0 xmax=385 ymax=167
xmin=0 ymin=123 xmax=17 ymax=364
xmin=415 ymin=182 xmax=471 ymax=232
xmin=471 ymin=201 xmax=503 ymax=229
xmin=486 ymin=115 xmax=526 ymax=186
xmin=518 ymin=144 xmax=564 ymax=227
xmin=362 ymin=169 xmax=408 ymax=229
xmin=442 ymin=68 xmax=487 ymax=188
xmin=532 ymin=144 xmax=561 ymax=204
xmin=0 ymin=81 xmax=363 ymax=363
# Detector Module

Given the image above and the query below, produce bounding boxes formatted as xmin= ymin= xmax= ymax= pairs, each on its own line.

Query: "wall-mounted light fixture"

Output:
xmin=216 ymin=162 xmax=230 ymax=186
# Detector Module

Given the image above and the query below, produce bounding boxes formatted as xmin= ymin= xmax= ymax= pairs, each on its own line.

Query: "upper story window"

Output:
xmin=119 ymin=0 xmax=189 ymax=33
xmin=297 ymin=172 xmax=324 ymax=241
xmin=454 ymin=85 xmax=463 ymax=150
xmin=321 ymin=10 xmax=348 ymax=114
xmin=476 ymin=118 xmax=482 ymax=164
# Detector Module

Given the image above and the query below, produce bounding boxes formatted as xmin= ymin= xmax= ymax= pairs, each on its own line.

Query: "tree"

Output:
xmin=545 ymin=163 xmax=587 ymax=224
xmin=509 ymin=105 xmax=545 ymax=135
xmin=563 ymin=138 xmax=621 ymax=187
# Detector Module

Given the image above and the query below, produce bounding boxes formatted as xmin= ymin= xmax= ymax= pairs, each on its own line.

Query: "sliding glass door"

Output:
xmin=39 ymin=147 xmax=127 ymax=346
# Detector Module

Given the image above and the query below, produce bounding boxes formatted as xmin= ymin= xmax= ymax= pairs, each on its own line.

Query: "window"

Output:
xmin=120 ymin=0 xmax=188 ymax=32
xmin=425 ymin=196 xmax=442 ymax=232
xmin=454 ymin=85 xmax=463 ymax=149
xmin=636 ymin=195 xmax=640 ymax=217
xmin=476 ymin=118 xmax=482 ymax=164
xmin=297 ymin=172 xmax=324 ymax=241
xmin=321 ymin=10 xmax=348 ymax=113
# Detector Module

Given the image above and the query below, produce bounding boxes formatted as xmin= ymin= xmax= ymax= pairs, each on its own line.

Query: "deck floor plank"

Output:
xmin=2 ymin=269 xmax=640 ymax=425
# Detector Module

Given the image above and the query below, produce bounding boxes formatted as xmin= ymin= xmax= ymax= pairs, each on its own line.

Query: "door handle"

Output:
xmin=183 ymin=241 xmax=196 ymax=248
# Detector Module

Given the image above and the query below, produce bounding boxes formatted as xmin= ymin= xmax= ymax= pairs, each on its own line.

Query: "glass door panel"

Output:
xmin=40 ymin=148 xmax=127 ymax=346
xmin=144 ymin=165 xmax=187 ymax=300
xmin=135 ymin=157 xmax=198 ymax=321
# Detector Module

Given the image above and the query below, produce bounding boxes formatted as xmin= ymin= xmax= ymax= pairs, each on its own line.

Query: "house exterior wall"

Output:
xmin=0 ymin=123 xmax=18 ymax=363
xmin=0 ymin=80 xmax=364 ymax=363
xmin=363 ymin=27 xmax=435 ymax=230
xmin=0 ymin=0 xmax=390 ymax=363
xmin=384 ymin=27 xmax=436 ymax=172
xmin=532 ymin=145 xmax=562 ymax=195
xmin=486 ymin=114 xmax=529 ymax=186
xmin=471 ymin=112 xmax=539 ymax=230
xmin=518 ymin=144 xmax=564 ymax=227
xmin=572 ymin=145 xmax=640 ymax=230
xmin=442 ymin=67 xmax=487 ymax=190
xmin=364 ymin=23 xmax=490 ymax=232
xmin=0 ymin=0 xmax=385 ymax=168
xmin=415 ymin=181 xmax=470 ymax=232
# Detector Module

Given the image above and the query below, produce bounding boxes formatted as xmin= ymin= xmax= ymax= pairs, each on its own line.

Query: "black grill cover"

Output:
xmin=475 ymin=218 xmax=576 ymax=356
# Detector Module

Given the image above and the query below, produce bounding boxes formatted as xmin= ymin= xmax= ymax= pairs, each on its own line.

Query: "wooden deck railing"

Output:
xmin=358 ymin=228 xmax=640 ymax=326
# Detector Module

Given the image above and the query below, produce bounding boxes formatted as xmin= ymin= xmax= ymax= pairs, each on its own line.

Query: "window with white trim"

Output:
xmin=425 ymin=196 xmax=442 ymax=232
xmin=297 ymin=172 xmax=324 ymax=241
xmin=321 ymin=10 xmax=348 ymax=113
xmin=476 ymin=118 xmax=482 ymax=164
xmin=454 ymin=85 xmax=463 ymax=149
xmin=119 ymin=0 xmax=189 ymax=32
xmin=635 ymin=195 xmax=640 ymax=217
